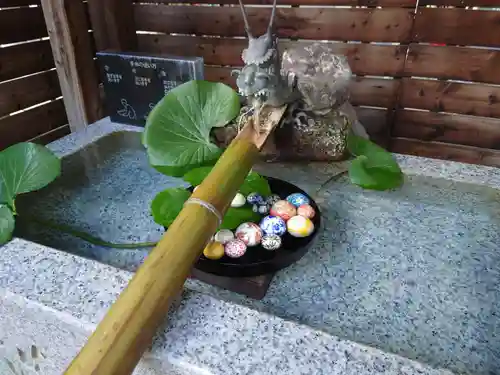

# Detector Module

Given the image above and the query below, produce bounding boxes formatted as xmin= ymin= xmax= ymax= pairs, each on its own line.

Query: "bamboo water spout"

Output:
xmin=64 ymin=106 xmax=287 ymax=375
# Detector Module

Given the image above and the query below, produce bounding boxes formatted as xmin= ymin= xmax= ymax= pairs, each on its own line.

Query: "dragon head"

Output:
xmin=234 ymin=64 xmax=270 ymax=103
xmin=238 ymin=0 xmax=278 ymax=66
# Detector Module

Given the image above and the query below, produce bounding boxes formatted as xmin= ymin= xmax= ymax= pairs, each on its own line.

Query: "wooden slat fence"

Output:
xmin=0 ymin=1 xmax=67 ymax=149
xmin=132 ymin=2 xmax=414 ymax=147
xmin=5 ymin=0 xmax=499 ymax=166
xmin=0 ymin=0 xmax=99 ymax=150
xmin=115 ymin=0 xmax=500 ymax=166
xmin=393 ymin=2 xmax=500 ymax=165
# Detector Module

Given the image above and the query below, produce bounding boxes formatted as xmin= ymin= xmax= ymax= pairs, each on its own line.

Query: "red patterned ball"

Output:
xmin=235 ymin=222 xmax=262 ymax=247
xmin=224 ymin=239 xmax=247 ymax=258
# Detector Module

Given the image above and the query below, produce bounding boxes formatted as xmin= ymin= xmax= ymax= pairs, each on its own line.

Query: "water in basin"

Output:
xmin=15 ymin=131 xmax=186 ymax=269
xmin=14 ymin=130 xmax=500 ymax=375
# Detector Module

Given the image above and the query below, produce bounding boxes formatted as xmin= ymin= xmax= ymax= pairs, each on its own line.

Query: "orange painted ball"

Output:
xmin=270 ymin=200 xmax=297 ymax=221
xmin=297 ymin=204 xmax=316 ymax=219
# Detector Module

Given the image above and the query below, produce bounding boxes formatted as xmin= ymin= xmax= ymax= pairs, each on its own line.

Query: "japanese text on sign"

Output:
xmin=163 ymin=80 xmax=179 ymax=94
xmin=129 ymin=60 xmax=157 ymax=69
xmin=106 ymin=73 xmax=122 ymax=83
xmin=135 ymin=76 xmax=152 ymax=87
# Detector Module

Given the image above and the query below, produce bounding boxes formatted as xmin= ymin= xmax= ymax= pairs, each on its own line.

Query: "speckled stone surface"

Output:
xmin=0 ymin=239 xmax=453 ymax=375
xmin=190 ymin=172 xmax=500 ymax=375
xmin=0 ymin=243 xmax=180 ymax=375
xmin=15 ymin=127 xmax=183 ymax=270
xmin=7 ymin=117 xmax=500 ymax=374
xmin=153 ymin=290 xmax=454 ymax=375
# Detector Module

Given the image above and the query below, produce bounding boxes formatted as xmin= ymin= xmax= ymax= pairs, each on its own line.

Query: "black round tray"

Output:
xmin=190 ymin=176 xmax=321 ymax=278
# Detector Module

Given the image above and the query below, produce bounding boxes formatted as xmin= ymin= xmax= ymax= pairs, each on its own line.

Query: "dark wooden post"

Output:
xmin=40 ymin=0 xmax=103 ymax=129
xmin=87 ymin=0 xmax=138 ymax=52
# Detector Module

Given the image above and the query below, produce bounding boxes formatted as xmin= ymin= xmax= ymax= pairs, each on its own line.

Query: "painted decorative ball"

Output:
xmin=286 ymin=193 xmax=310 ymax=207
xmin=231 ymin=192 xmax=246 ymax=208
xmin=261 ymin=235 xmax=282 ymax=251
xmin=214 ymin=229 xmax=235 ymax=244
xmin=287 ymin=215 xmax=315 ymax=238
xmin=203 ymin=241 xmax=225 ymax=260
xmin=252 ymin=203 xmax=270 ymax=215
xmin=235 ymin=222 xmax=262 ymax=246
xmin=270 ymin=200 xmax=297 ymax=221
xmin=266 ymin=194 xmax=281 ymax=206
xmin=297 ymin=204 xmax=316 ymax=219
xmin=247 ymin=192 xmax=265 ymax=205
xmin=260 ymin=215 xmax=287 ymax=237
xmin=224 ymin=239 xmax=247 ymax=258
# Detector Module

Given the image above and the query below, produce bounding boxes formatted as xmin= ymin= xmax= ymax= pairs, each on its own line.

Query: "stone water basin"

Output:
xmin=14 ymin=120 xmax=500 ymax=375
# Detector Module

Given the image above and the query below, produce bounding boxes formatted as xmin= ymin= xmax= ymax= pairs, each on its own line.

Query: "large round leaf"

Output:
xmin=220 ymin=207 xmax=261 ymax=230
xmin=142 ymin=80 xmax=240 ymax=176
xmin=347 ymin=133 xmax=402 ymax=173
xmin=240 ymin=171 xmax=272 ymax=197
xmin=0 ymin=142 xmax=61 ymax=207
xmin=151 ymin=188 xmax=191 ymax=227
xmin=151 ymin=186 xmax=260 ymax=231
xmin=0 ymin=205 xmax=15 ymax=245
xmin=349 ymin=155 xmax=403 ymax=191
xmin=347 ymin=133 xmax=403 ymax=191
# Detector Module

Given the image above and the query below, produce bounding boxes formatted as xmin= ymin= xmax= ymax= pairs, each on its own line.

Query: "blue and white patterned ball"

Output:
xmin=247 ymin=192 xmax=265 ymax=205
xmin=252 ymin=203 xmax=270 ymax=215
xmin=286 ymin=193 xmax=310 ymax=207
xmin=266 ymin=194 xmax=281 ymax=206
xmin=259 ymin=215 xmax=287 ymax=236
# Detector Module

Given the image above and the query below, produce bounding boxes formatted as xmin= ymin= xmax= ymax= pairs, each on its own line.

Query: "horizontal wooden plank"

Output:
xmin=133 ymin=0 xmax=416 ymax=6
xmin=0 ymin=70 xmax=61 ymax=117
xmin=401 ymin=78 xmax=500 ymax=118
xmin=413 ymin=8 xmax=500 ymax=47
xmin=30 ymin=124 xmax=70 ymax=145
xmin=404 ymin=44 xmax=500 ymax=85
xmin=204 ymin=66 xmax=236 ymax=85
xmin=350 ymin=77 xmax=398 ymax=108
xmin=137 ymin=35 xmax=408 ymax=77
xmin=393 ymin=109 xmax=500 ymax=150
xmin=0 ymin=6 xmax=47 ymax=44
xmin=204 ymin=65 xmax=397 ymax=107
xmin=419 ymin=0 xmax=500 ymax=5
xmin=0 ymin=41 xmax=55 ymax=82
xmin=0 ymin=41 xmax=54 ymax=82
xmin=0 ymin=99 xmax=67 ymax=150
xmin=391 ymin=137 xmax=500 ymax=167
xmin=134 ymin=5 xmax=413 ymax=42
xmin=0 ymin=0 xmax=41 ymax=6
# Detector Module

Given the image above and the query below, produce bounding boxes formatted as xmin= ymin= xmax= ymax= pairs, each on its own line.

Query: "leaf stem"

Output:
xmin=313 ymin=168 xmax=349 ymax=200
xmin=18 ymin=215 xmax=158 ymax=249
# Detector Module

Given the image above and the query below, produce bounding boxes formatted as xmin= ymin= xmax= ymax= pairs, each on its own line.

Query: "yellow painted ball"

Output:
xmin=203 ymin=241 xmax=225 ymax=260
xmin=286 ymin=215 xmax=315 ymax=238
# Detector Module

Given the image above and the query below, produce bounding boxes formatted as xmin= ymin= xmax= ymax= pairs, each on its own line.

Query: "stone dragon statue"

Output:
xmin=223 ymin=0 xmax=369 ymax=158
xmin=231 ymin=0 xmax=298 ymax=132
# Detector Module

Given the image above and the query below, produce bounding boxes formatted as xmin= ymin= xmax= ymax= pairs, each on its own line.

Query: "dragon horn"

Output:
xmin=267 ymin=0 xmax=277 ymax=33
xmin=238 ymin=0 xmax=253 ymax=38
